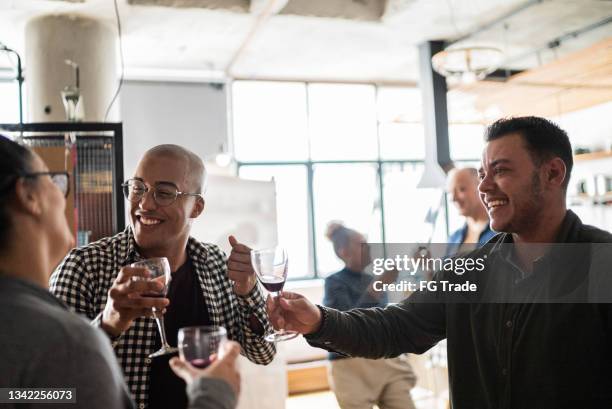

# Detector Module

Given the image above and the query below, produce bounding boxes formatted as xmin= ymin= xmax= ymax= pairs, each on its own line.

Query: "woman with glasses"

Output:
xmin=0 ymin=135 xmax=240 ymax=409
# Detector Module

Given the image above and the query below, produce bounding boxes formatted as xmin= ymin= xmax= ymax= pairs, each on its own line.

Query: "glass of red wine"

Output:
xmin=251 ymin=247 xmax=298 ymax=342
xmin=178 ymin=326 xmax=227 ymax=369
xmin=131 ymin=257 xmax=178 ymax=358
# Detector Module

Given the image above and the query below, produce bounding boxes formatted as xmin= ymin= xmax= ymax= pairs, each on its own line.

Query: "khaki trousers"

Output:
xmin=329 ymin=356 xmax=417 ymax=409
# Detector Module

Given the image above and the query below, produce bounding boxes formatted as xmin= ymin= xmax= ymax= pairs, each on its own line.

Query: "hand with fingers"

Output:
xmin=100 ymin=266 xmax=170 ymax=337
xmin=170 ymin=341 xmax=242 ymax=395
xmin=227 ymin=236 xmax=257 ymax=296
xmin=266 ymin=291 xmax=323 ymax=335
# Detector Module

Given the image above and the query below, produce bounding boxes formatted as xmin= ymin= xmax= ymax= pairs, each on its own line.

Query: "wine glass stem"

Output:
xmin=153 ymin=308 xmax=171 ymax=349
xmin=273 ymin=292 xmax=284 ymax=334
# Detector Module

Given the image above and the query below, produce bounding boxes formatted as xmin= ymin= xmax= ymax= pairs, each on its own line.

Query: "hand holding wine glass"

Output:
xmin=131 ymin=257 xmax=178 ymax=357
xmin=101 ymin=265 xmax=170 ymax=337
xmin=178 ymin=326 xmax=228 ymax=369
xmin=251 ymin=247 xmax=298 ymax=342
xmin=170 ymin=341 xmax=242 ymax=395
xmin=266 ymin=291 xmax=323 ymax=335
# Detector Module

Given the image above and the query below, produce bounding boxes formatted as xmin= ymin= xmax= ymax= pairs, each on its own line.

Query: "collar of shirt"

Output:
xmin=487 ymin=210 xmax=583 ymax=281
xmin=121 ymin=226 xmax=209 ymax=266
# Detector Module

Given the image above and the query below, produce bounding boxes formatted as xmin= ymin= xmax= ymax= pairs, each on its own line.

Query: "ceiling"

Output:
xmin=453 ymin=37 xmax=612 ymax=117
xmin=0 ymin=0 xmax=610 ymax=83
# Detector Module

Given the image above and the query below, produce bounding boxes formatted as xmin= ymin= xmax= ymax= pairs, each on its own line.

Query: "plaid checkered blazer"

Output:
xmin=49 ymin=227 xmax=276 ymax=409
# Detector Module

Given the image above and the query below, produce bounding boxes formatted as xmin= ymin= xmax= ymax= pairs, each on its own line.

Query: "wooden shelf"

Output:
xmin=287 ymin=360 xmax=330 ymax=395
xmin=574 ymin=151 xmax=612 ymax=162
xmin=569 ymin=192 xmax=612 ymax=205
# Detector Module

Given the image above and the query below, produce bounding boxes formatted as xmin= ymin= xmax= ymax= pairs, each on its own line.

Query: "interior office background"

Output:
xmin=2 ymin=78 xmax=610 ymax=279
xmin=1 ymin=1 xmax=611 ymax=407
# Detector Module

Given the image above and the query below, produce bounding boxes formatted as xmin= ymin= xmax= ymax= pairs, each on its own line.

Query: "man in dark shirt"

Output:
xmin=267 ymin=117 xmax=612 ymax=409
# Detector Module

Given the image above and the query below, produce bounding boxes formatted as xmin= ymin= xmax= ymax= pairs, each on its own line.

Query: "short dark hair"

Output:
xmin=0 ymin=135 xmax=35 ymax=250
xmin=484 ymin=116 xmax=573 ymax=189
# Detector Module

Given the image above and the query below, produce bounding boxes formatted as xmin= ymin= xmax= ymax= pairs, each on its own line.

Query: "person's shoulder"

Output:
xmin=325 ymin=270 xmax=344 ymax=281
xmin=62 ymin=230 xmax=129 ymax=263
xmin=579 ymin=224 xmax=612 ymax=243
xmin=4 ymin=292 xmax=105 ymax=348
xmin=187 ymin=238 xmax=229 ymax=277
xmin=453 ymin=233 xmax=504 ymax=260
xmin=324 ymin=270 xmax=351 ymax=287
xmin=448 ymin=225 xmax=466 ymax=244
xmin=188 ymin=238 xmax=225 ymax=260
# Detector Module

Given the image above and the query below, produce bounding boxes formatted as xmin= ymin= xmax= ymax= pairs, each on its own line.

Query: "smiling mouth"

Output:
xmin=486 ymin=199 xmax=509 ymax=210
xmin=137 ymin=215 xmax=163 ymax=226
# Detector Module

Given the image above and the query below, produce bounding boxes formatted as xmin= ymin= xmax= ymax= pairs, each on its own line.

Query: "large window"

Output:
xmin=0 ymin=81 xmax=21 ymax=123
xmin=233 ymin=81 xmax=482 ymax=279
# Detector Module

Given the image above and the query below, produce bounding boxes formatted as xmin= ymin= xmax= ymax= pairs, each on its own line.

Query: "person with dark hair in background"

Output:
xmin=0 ymin=135 xmax=241 ymax=409
xmin=446 ymin=167 xmax=496 ymax=256
xmin=49 ymin=144 xmax=275 ymax=409
xmin=323 ymin=222 xmax=416 ymax=409
xmin=268 ymin=116 xmax=612 ymax=409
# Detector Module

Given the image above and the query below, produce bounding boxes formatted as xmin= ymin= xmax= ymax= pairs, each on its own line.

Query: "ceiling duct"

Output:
xmin=279 ymin=0 xmax=387 ymax=21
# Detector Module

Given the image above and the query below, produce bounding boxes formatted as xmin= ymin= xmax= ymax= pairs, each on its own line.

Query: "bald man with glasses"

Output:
xmin=50 ymin=144 xmax=275 ymax=409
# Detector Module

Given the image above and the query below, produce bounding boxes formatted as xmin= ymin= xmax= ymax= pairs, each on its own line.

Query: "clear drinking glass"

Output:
xmin=131 ymin=257 xmax=178 ymax=358
xmin=178 ymin=326 xmax=227 ymax=368
xmin=251 ymin=247 xmax=298 ymax=342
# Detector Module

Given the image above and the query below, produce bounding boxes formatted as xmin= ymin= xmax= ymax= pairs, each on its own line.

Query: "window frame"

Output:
xmin=233 ymin=80 xmax=481 ymax=280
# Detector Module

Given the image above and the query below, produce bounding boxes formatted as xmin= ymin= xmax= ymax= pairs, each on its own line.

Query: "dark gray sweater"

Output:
xmin=0 ymin=275 xmax=236 ymax=409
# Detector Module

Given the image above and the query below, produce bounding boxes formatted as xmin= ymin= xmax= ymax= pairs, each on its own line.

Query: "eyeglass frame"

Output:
xmin=15 ymin=171 xmax=70 ymax=198
xmin=121 ymin=178 xmax=203 ymax=207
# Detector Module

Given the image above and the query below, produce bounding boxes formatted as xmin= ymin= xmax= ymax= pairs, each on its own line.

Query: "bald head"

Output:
xmin=143 ymin=144 xmax=206 ymax=194
xmin=447 ymin=167 xmax=483 ymax=218
xmin=448 ymin=167 xmax=479 ymax=185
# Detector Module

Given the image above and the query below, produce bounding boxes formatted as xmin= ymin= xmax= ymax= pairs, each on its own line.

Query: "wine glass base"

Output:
xmin=265 ymin=330 xmax=299 ymax=342
xmin=149 ymin=346 xmax=179 ymax=358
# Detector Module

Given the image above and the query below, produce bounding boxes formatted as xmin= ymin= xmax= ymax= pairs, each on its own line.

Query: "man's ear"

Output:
xmin=13 ymin=178 xmax=43 ymax=217
xmin=190 ymin=197 xmax=205 ymax=219
xmin=545 ymin=157 xmax=567 ymax=189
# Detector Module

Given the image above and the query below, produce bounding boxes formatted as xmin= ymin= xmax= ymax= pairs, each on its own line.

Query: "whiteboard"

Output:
xmin=190 ymin=174 xmax=278 ymax=256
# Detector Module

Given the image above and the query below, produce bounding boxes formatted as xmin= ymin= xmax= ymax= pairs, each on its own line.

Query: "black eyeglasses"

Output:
xmin=22 ymin=172 xmax=71 ymax=198
xmin=122 ymin=178 xmax=202 ymax=207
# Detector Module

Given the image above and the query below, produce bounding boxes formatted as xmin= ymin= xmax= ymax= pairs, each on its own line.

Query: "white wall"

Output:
xmin=553 ymin=101 xmax=612 ymax=150
xmin=120 ymin=80 xmax=229 ymax=181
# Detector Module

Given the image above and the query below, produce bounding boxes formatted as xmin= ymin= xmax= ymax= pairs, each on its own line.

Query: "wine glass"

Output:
xmin=251 ymin=247 xmax=298 ymax=342
xmin=178 ymin=326 xmax=227 ymax=368
xmin=131 ymin=257 xmax=178 ymax=358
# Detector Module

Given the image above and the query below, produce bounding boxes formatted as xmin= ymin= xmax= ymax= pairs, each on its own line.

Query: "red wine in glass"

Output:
xmin=189 ymin=358 xmax=213 ymax=369
xmin=178 ymin=326 xmax=227 ymax=371
xmin=131 ymin=257 xmax=177 ymax=358
xmin=251 ymin=247 xmax=298 ymax=342
xmin=259 ymin=275 xmax=286 ymax=293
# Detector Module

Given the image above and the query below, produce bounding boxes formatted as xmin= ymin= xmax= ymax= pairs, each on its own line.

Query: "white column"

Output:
xmin=25 ymin=14 xmax=118 ymax=122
